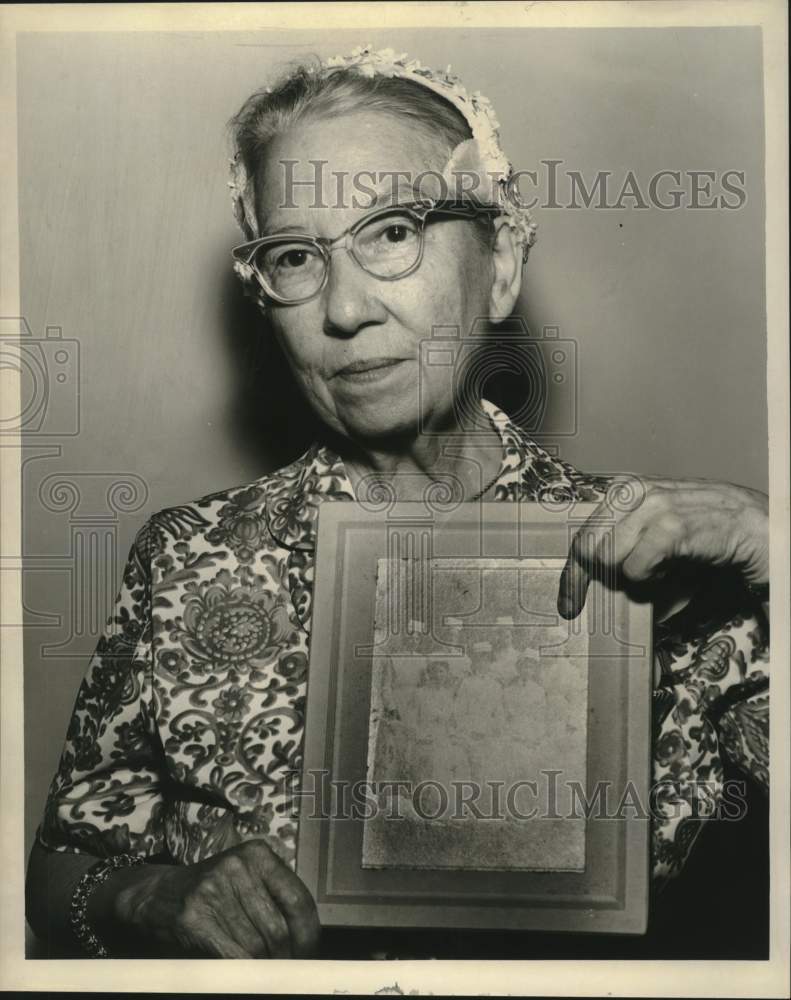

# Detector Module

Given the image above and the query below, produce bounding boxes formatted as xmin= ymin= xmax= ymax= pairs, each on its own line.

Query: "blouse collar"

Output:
xmin=319 ymin=398 xmax=526 ymax=495
xmin=262 ymin=399 xmax=545 ymax=554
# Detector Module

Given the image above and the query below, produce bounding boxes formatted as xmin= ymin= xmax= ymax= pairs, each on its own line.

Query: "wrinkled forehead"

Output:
xmin=254 ymin=110 xmax=453 ymax=235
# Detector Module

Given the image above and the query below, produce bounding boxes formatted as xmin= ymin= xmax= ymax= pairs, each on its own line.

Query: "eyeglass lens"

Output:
xmin=253 ymin=209 xmax=424 ymax=302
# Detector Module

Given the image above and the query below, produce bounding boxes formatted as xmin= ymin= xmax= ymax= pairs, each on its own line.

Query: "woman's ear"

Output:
xmin=488 ymin=218 xmax=523 ymax=321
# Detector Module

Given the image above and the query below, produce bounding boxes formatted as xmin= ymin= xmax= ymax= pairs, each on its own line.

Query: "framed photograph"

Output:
xmin=297 ymin=501 xmax=653 ymax=934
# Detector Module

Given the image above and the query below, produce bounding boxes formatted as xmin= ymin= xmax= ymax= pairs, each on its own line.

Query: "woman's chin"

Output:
xmin=330 ymin=397 xmax=424 ymax=444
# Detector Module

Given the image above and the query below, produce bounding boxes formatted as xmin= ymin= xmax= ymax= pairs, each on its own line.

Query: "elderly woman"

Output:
xmin=26 ymin=46 xmax=770 ymax=960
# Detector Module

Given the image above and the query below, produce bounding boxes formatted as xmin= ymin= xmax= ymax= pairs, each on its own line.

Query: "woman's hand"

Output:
xmin=95 ymin=839 xmax=320 ymax=958
xmin=557 ymin=477 xmax=769 ymax=619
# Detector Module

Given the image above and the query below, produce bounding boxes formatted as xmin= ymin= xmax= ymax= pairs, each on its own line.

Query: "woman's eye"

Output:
xmin=383 ymin=224 xmax=412 ymax=244
xmin=276 ymin=248 xmax=309 ymax=269
xmin=365 ymin=218 xmax=419 ymax=249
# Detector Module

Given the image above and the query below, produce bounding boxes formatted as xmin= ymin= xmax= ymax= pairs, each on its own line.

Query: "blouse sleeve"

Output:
xmin=36 ymin=517 xmax=168 ymax=858
xmin=651 ymin=576 xmax=769 ymax=881
xmin=708 ymin=610 xmax=770 ymax=791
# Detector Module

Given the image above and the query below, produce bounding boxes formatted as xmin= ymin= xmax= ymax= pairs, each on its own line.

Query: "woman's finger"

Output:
xmin=199 ymin=926 xmax=254 ymax=959
xmin=179 ymin=858 xmax=273 ymax=959
xmin=222 ymin=897 xmax=275 ymax=959
xmin=621 ymin=522 xmax=679 ymax=581
xmin=233 ymin=876 xmax=292 ymax=958
xmin=558 ymin=482 xmax=667 ymax=618
xmin=557 ymin=551 xmax=591 ymax=620
xmin=556 ymin=508 xmax=607 ymax=619
xmin=558 ymin=515 xmax=628 ymax=619
xmin=196 ymin=884 xmax=268 ymax=958
xmin=246 ymin=844 xmax=321 ymax=956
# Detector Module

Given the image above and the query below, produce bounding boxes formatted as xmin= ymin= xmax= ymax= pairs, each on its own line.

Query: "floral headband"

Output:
xmin=229 ymin=45 xmax=537 ymax=292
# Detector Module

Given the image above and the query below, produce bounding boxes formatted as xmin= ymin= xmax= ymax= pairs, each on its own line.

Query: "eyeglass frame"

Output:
xmin=231 ymin=198 xmax=502 ymax=305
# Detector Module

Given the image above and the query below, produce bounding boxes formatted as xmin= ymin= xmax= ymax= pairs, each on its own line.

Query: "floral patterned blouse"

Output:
xmin=38 ymin=400 xmax=769 ymax=884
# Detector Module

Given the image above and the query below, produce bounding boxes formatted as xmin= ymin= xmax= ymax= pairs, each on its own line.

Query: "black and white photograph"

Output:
xmin=0 ymin=1 xmax=787 ymax=995
xmin=363 ymin=557 xmax=590 ymax=873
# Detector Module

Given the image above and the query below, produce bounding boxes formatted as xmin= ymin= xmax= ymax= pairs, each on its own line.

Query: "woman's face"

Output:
xmin=255 ymin=110 xmax=507 ymax=444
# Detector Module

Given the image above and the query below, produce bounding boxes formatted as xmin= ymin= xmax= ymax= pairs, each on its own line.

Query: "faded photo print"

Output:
xmin=364 ymin=558 xmax=589 ymax=873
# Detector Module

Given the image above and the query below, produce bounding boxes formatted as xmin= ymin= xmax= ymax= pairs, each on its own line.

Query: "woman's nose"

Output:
xmin=321 ymin=248 xmax=386 ymax=337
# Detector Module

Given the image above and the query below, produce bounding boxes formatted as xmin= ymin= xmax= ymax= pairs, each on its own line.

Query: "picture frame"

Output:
xmin=297 ymin=501 xmax=653 ymax=934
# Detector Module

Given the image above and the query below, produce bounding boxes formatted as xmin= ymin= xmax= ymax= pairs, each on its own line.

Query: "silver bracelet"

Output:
xmin=69 ymin=853 xmax=146 ymax=957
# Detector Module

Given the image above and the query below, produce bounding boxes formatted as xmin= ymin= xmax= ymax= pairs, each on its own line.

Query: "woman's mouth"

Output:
xmin=333 ymin=357 xmax=409 ymax=384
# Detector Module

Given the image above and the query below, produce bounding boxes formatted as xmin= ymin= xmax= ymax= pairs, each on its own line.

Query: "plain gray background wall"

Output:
xmin=19 ymin=27 xmax=766 ymax=853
